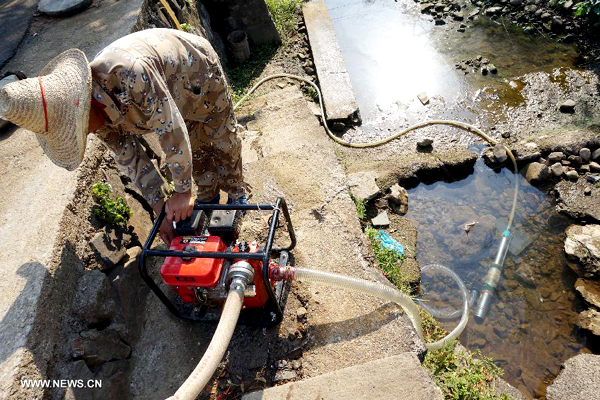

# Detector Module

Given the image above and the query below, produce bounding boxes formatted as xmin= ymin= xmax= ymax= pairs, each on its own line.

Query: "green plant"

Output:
xmin=420 ymin=309 xmax=512 ymax=400
xmin=575 ymin=0 xmax=600 ymax=20
xmin=365 ymin=228 xmax=411 ymax=294
xmin=266 ymin=0 xmax=305 ymax=41
xmin=92 ymin=182 xmax=132 ymax=226
xmin=350 ymin=193 xmax=366 ymax=219
xmin=180 ymin=23 xmax=195 ymax=33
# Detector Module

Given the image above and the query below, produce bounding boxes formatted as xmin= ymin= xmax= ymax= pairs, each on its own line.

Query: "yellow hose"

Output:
xmin=234 ymin=73 xmax=519 ymax=231
xmin=159 ymin=0 xmax=182 ymax=31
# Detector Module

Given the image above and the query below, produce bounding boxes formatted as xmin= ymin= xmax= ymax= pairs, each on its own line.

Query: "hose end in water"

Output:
xmin=474 ymin=290 xmax=494 ymax=322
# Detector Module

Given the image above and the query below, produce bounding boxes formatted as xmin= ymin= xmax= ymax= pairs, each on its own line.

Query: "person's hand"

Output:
xmin=152 ymin=198 xmax=176 ymax=245
xmin=165 ymin=191 xmax=194 ymax=224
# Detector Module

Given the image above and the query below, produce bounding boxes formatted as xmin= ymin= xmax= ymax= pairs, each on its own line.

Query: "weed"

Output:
xmin=180 ymin=23 xmax=195 ymax=33
xmin=92 ymin=182 xmax=132 ymax=226
xmin=575 ymin=0 xmax=600 ymax=21
xmin=420 ymin=308 xmax=512 ymax=400
xmin=266 ymin=0 xmax=305 ymax=41
xmin=350 ymin=193 xmax=366 ymax=219
xmin=365 ymin=228 xmax=411 ymax=294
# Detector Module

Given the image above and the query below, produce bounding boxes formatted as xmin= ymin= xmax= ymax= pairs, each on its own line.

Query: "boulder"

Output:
xmin=575 ymin=278 xmax=600 ymax=308
xmin=564 ymin=225 xmax=600 ymax=279
xmin=386 ymin=184 xmax=409 ymax=215
xmin=72 ymin=270 xmax=117 ymax=325
xmin=546 ymin=354 xmax=600 ymax=399
xmin=523 ymin=162 xmax=550 ymax=184
xmin=347 ymin=171 xmax=380 ymax=202
xmin=89 ymin=228 xmax=132 ymax=270
xmin=578 ymin=309 xmax=600 ymax=336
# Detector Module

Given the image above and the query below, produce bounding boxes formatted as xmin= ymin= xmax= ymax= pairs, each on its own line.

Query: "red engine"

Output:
xmin=160 ymin=236 xmax=272 ymax=309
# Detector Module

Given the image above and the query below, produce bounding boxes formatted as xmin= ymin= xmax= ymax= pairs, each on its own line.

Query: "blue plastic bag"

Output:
xmin=375 ymin=230 xmax=405 ymax=256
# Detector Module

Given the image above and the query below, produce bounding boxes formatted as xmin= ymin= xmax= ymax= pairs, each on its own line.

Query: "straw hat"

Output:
xmin=0 ymin=49 xmax=92 ymax=171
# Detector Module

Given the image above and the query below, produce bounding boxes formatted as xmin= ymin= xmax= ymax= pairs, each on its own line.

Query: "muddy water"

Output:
xmin=405 ymin=156 xmax=596 ymax=398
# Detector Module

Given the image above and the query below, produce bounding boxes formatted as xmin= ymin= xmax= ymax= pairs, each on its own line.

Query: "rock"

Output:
xmin=107 ymin=247 xmax=145 ymax=330
xmin=590 ymin=162 xmax=600 ymax=172
xmin=548 ymin=152 xmax=565 ymax=163
xmin=0 ymin=75 xmax=19 ymax=130
xmin=468 ymin=8 xmax=480 ymax=18
xmin=273 ymin=369 xmax=298 ymax=382
xmin=575 ymin=278 xmax=600 ymax=308
xmin=584 ymin=187 xmax=592 ymax=196
xmin=72 ymin=270 xmax=117 ymax=325
xmin=568 ymin=155 xmax=582 ymax=165
xmin=481 ymin=66 xmax=489 ymax=75
xmin=38 ymin=0 xmax=93 ymax=17
xmin=486 ymin=6 xmax=503 ymax=14
xmin=386 ymin=184 xmax=409 ymax=215
xmin=561 ymin=160 xmax=571 ymax=166
xmin=296 ymin=306 xmax=307 ymax=319
xmin=515 ymin=264 xmax=536 ymax=287
xmin=559 ymin=99 xmax=576 ymax=113
xmin=73 ymin=329 xmax=131 ymax=369
xmin=417 ymin=92 xmax=429 ymax=105
xmin=580 ymin=164 xmax=591 ymax=173
xmin=371 ymin=211 xmax=390 ymax=228
xmin=580 ymin=148 xmax=592 ymax=163
xmin=551 ymin=163 xmax=565 ymax=177
xmin=563 ymin=0 xmax=573 ymax=9
xmin=510 ymin=0 xmax=522 ymax=5
xmin=551 ymin=16 xmax=563 ymax=33
xmin=331 ymin=121 xmax=346 ymax=132
xmin=588 ymin=174 xmax=600 ymax=184
xmin=434 ymin=18 xmax=446 ymax=25
xmin=523 ymin=162 xmax=550 ymax=184
xmin=488 ymin=64 xmax=498 ymax=74
xmin=421 ymin=3 xmax=434 ymax=12
xmin=592 ymin=148 xmax=600 ymax=161
xmin=89 ymin=228 xmax=132 ymax=270
xmin=564 ymin=224 xmax=600 ymax=279
xmin=578 ymin=309 xmax=600 ymax=336
xmin=452 ymin=11 xmax=464 ymax=20
xmin=546 ymin=354 xmax=600 ymax=399
xmin=347 ymin=171 xmax=380 ymax=202
xmin=565 ymin=170 xmax=579 ymax=181
xmin=493 ymin=144 xmax=508 ymax=163
xmin=417 ymin=138 xmax=433 ymax=148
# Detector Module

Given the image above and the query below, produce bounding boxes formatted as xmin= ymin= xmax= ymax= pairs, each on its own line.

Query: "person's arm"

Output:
xmin=129 ymin=58 xmax=195 ymax=224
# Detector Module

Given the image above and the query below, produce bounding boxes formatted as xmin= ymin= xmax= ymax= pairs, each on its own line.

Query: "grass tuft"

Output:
xmin=266 ymin=0 xmax=305 ymax=41
xmin=350 ymin=194 xmax=366 ymax=219
xmin=365 ymin=227 xmax=411 ymax=294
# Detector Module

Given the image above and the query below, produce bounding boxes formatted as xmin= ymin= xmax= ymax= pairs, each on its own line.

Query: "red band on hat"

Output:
xmin=38 ymin=76 xmax=49 ymax=133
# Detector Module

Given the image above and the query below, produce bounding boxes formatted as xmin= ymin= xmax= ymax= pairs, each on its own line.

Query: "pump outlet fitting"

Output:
xmin=227 ymin=261 xmax=255 ymax=291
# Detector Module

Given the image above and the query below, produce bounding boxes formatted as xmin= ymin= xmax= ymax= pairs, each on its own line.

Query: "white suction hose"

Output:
xmin=168 ymin=288 xmax=244 ymax=400
xmin=291 ymin=266 xmax=469 ymax=351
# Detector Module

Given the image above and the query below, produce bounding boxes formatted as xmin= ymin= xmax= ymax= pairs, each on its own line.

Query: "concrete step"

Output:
xmin=303 ymin=1 xmax=359 ymax=122
xmin=243 ymin=353 xmax=443 ymax=400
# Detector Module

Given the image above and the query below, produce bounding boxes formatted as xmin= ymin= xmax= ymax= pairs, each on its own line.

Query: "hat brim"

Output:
xmin=36 ymin=49 xmax=91 ymax=171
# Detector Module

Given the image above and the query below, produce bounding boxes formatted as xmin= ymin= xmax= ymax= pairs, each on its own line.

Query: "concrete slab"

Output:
xmin=0 ymin=0 xmax=38 ymax=68
xmin=243 ymin=353 xmax=443 ymax=400
xmin=303 ymin=1 xmax=359 ymax=122
xmin=39 ymin=0 xmax=93 ymax=17
xmin=0 ymin=0 xmax=143 ymax=398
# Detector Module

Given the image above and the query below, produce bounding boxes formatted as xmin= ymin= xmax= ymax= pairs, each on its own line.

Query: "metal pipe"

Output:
xmin=474 ymin=231 xmax=512 ymax=321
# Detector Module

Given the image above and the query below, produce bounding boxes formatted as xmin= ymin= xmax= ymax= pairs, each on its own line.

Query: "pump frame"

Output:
xmin=139 ymin=197 xmax=296 ymax=326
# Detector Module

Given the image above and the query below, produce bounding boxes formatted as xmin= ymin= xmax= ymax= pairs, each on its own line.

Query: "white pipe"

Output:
xmin=167 ymin=288 xmax=244 ymax=400
xmin=291 ymin=266 xmax=469 ymax=351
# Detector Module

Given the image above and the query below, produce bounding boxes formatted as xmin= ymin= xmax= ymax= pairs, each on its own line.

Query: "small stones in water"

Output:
xmin=456 ymin=56 xmax=498 ymax=76
xmin=559 ymin=99 xmax=576 ymax=113
xmin=417 ymin=92 xmax=430 ymax=105
xmin=523 ymin=162 xmax=550 ymax=184
xmin=417 ymin=138 xmax=433 ymax=148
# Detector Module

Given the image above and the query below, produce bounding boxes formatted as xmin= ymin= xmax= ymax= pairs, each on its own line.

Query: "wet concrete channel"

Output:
xmin=321 ymin=0 xmax=597 ymax=397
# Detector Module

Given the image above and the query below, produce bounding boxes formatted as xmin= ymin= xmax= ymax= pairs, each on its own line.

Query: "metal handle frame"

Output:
xmin=139 ymin=197 xmax=296 ymax=326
